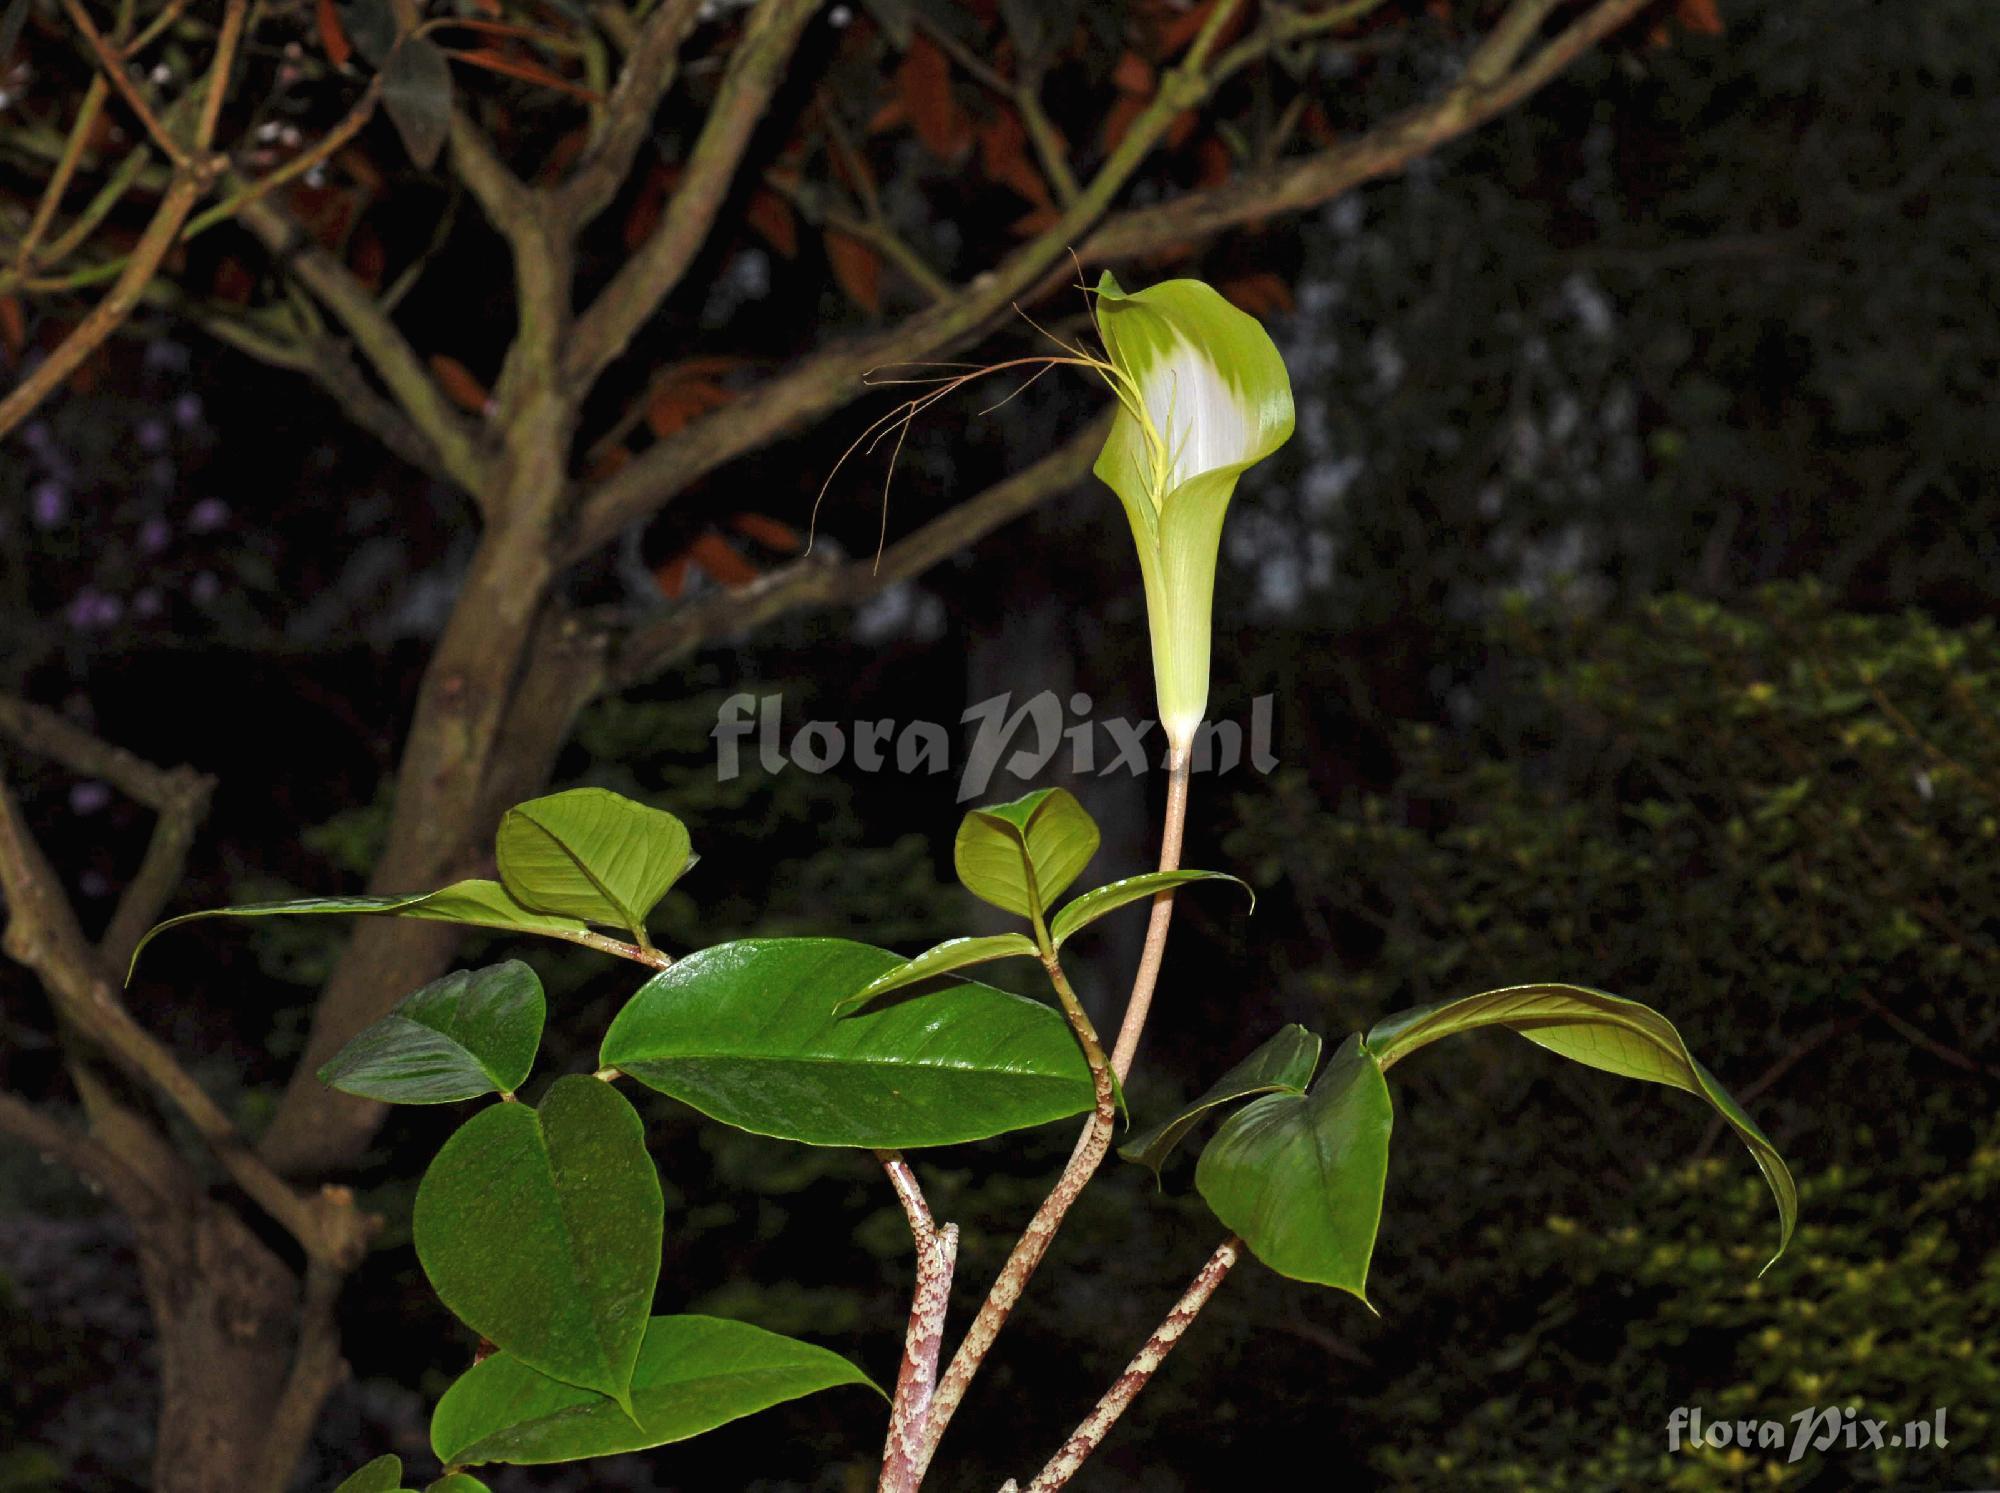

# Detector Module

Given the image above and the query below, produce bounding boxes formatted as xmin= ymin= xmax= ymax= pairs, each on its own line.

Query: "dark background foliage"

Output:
xmin=3 ymin=0 xmax=1996 ymax=1489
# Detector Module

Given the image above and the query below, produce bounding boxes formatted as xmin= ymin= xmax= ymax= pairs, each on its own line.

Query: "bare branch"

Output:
xmin=610 ymin=410 xmax=1107 ymax=689
xmin=558 ymin=0 xmax=707 ymax=225
xmin=875 ymin=1151 xmax=956 ymax=1493
xmin=565 ymin=0 xmax=824 ymax=384
xmin=0 ymin=1087 xmax=160 ymax=1218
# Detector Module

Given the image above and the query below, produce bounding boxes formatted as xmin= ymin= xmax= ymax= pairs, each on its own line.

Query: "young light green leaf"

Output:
xmin=952 ymin=787 xmax=1100 ymax=922
xmin=413 ymin=1075 xmax=662 ymax=1413
xmin=1366 ymin=983 xmax=1796 ymax=1270
xmin=333 ymin=1456 xmax=409 ymax=1493
xmin=1121 ymin=1023 xmax=1320 ymax=1178
xmin=832 ymin=933 xmax=1040 ymax=1013
xmin=317 ymin=960 xmax=544 ymax=1104
xmin=600 ymin=938 xmax=1095 ymax=1149
xmin=430 ymin=1315 xmax=879 ymax=1466
xmin=1195 ymin=1034 xmax=1391 ymax=1303
xmin=1091 ymin=272 xmax=1295 ymax=748
xmin=128 ymin=879 xmax=591 ymax=980
xmin=496 ymin=787 xmax=692 ymax=944
xmin=1050 ymin=868 xmax=1252 ymax=949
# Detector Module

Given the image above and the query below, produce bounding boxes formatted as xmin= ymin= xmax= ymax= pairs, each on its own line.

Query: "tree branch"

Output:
xmin=557 ymin=0 xmax=707 ymax=225
xmin=875 ymin=1151 xmax=956 ymax=1493
xmin=0 ymin=1087 xmax=161 ymax=1218
xmin=609 ymin=409 xmax=1107 ymax=689
xmin=565 ymin=0 xmax=824 ymax=384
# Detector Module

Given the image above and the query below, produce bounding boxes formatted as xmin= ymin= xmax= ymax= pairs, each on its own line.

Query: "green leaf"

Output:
xmin=128 ymin=878 xmax=590 ymax=980
xmin=600 ymin=938 xmax=1095 ymax=1148
xmin=413 ymin=1076 xmax=662 ymax=1412
xmin=832 ymin=933 xmax=1041 ymax=1013
xmin=953 ymin=788 xmax=1100 ymax=922
xmin=430 ymin=1315 xmax=878 ymax=1466
xmin=496 ymin=787 xmax=692 ymax=944
xmin=1091 ymin=272 xmax=1295 ymax=745
xmin=317 ymin=960 xmax=544 ymax=1104
xmin=332 ymin=1456 xmax=408 ymax=1493
xmin=425 ymin=1478 xmax=489 ymax=1493
xmin=1367 ymin=983 xmax=1796 ymax=1270
xmin=1050 ymin=869 xmax=1252 ymax=949
xmin=1121 ymin=1024 xmax=1320 ymax=1178
xmin=381 ymin=35 xmax=453 ymax=169
xmin=1195 ymin=1033 xmax=1391 ymax=1302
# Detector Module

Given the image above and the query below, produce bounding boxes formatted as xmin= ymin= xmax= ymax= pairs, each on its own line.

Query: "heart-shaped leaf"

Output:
xmin=953 ymin=788 xmax=1100 ymax=922
xmin=128 ymin=878 xmax=590 ymax=980
xmin=833 ymin=933 xmax=1040 ymax=1013
xmin=318 ymin=960 xmax=544 ymax=1104
xmin=430 ymin=1315 xmax=879 ymax=1466
xmin=333 ymin=1456 xmax=410 ymax=1493
xmin=496 ymin=787 xmax=693 ymax=944
xmin=413 ymin=1076 xmax=662 ymax=1412
xmin=1050 ymin=868 xmax=1252 ymax=949
xmin=600 ymin=938 xmax=1095 ymax=1148
xmin=1121 ymin=1023 xmax=1320 ymax=1178
xmin=1195 ymin=1033 xmax=1391 ymax=1302
xmin=1367 ymin=982 xmax=1796 ymax=1269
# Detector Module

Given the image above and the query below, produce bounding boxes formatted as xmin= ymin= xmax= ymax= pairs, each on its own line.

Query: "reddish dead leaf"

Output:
xmin=446 ymin=47 xmax=602 ymax=102
xmin=653 ymin=553 xmax=693 ymax=599
xmin=287 ymin=183 xmax=358 ymax=248
xmin=688 ymin=532 xmax=761 ymax=588
xmin=1165 ymin=107 xmax=1197 ymax=149
xmin=213 ymin=257 xmax=256 ymax=304
xmin=747 ymin=189 xmax=799 ymax=257
xmin=624 ymin=164 xmax=670 ymax=249
xmin=1676 ymin=0 xmax=1725 ymax=33
xmin=349 ymin=226 xmax=387 ymax=290
xmin=869 ymin=97 xmax=907 ymax=135
xmin=316 ymin=0 xmax=352 ymax=68
xmin=826 ymin=229 xmax=881 ymax=313
xmin=728 ymin=512 xmax=804 ymax=553
xmin=1152 ymin=1 xmax=1217 ymax=59
xmin=587 ymin=444 xmax=633 ymax=480
xmin=898 ymin=35 xmax=970 ymax=159
xmin=1102 ymin=91 xmax=1149 ymax=152
xmin=1010 ymin=204 xmax=1063 ymax=237
xmin=1112 ymin=50 xmax=1156 ymax=95
xmin=1195 ymin=136 xmax=1231 ymax=186
xmin=336 ymin=146 xmax=385 ymax=194
xmin=645 ymin=377 xmax=733 ymax=439
xmin=978 ymin=107 xmax=1052 ymax=207
xmin=541 ymin=128 xmax=589 ymax=181
xmin=428 ymin=354 xmax=492 ymax=415
xmin=1220 ymin=272 xmax=1294 ymax=317
xmin=0 ymin=296 xmax=25 ymax=357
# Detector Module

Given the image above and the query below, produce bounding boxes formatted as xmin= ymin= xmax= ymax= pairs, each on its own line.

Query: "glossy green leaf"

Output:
xmin=381 ymin=35 xmax=452 ymax=168
xmin=430 ymin=1315 xmax=878 ymax=1466
xmin=1195 ymin=1033 xmax=1391 ymax=1302
xmin=833 ymin=933 xmax=1041 ymax=1013
xmin=317 ymin=960 xmax=544 ymax=1103
xmin=1092 ymin=272 xmax=1295 ymax=745
xmin=1121 ymin=1024 xmax=1320 ymax=1178
xmin=496 ymin=787 xmax=692 ymax=943
xmin=600 ymin=938 xmax=1095 ymax=1148
xmin=953 ymin=788 xmax=1100 ymax=921
xmin=128 ymin=878 xmax=589 ymax=980
xmin=1367 ymin=982 xmax=1796 ymax=1270
xmin=1050 ymin=869 xmax=1252 ymax=949
xmin=413 ymin=1076 xmax=662 ymax=1411
xmin=332 ymin=1456 xmax=408 ymax=1493
xmin=425 ymin=1478 xmax=489 ymax=1493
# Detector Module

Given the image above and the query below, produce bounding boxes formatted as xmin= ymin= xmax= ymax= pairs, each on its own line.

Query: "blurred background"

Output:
xmin=2 ymin=0 xmax=1996 ymax=1488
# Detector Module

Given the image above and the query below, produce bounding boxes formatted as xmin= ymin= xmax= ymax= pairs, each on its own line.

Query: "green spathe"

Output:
xmin=1092 ymin=272 xmax=1295 ymax=750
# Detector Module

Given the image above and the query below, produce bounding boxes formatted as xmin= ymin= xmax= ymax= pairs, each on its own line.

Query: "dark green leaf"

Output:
xmin=953 ymin=788 xmax=1100 ymax=921
xmin=1195 ymin=1034 xmax=1391 ymax=1301
xmin=1050 ymin=869 xmax=1252 ymax=949
xmin=413 ymin=1076 xmax=661 ymax=1411
xmin=1121 ymin=1023 xmax=1320 ymax=1178
xmin=0 ymin=0 xmax=32 ymax=67
xmin=339 ymin=0 xmax=399 ymax=65
xmin=856 ymin=0 xmax=913 ymax=47
xmin=600 ymin=938 xmax=1095 ymax=1148
xmin=318 ymin=960 xmax=544 ymax=1103
xmin=430 ymin=1315 xmax=878 ymax=1466
xmin=832 ymin=933 xmax=1040 ymax=1012
xmin=496 ymin=787 xmax=692 ymax=943
xmin=425 ymin=1478 xmax=489 ymax=1493
xmin=381 ymin=36 xmax=453 ymax=169
xmin=1367 ymin=983 xmax=1796 ymax=1270
xmin=332 ymin=1456 xmax=407 ymax=1493
xmin=129 ymin=878 xmax=590 ymax=980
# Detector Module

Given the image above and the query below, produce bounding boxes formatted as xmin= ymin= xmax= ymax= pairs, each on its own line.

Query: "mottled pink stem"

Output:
xmin=1020 ymin=1236 xmax=1243 ymax=1491
xmin=877 ymin=1150 xmax=957 ymax=1493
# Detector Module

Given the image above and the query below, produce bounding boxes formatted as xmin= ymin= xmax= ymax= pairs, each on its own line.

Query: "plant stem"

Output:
xmin=1019 ymin=1236 xmax=1243 ymax=1491
xmin=913 ymin=956 xmax=1118 ymax=1478
xmin=876 ymin=1151 xmax=957 ymax=1493
xmin=1109 ymin=746 xmax=1191 ymax=1081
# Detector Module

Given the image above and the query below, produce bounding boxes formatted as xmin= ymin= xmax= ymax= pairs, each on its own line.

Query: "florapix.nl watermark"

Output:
xmin=711 ymin=691 xmax=1278 ymax=802
xmin=1668 ymin=1406 xmax=1951 ymax=1464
